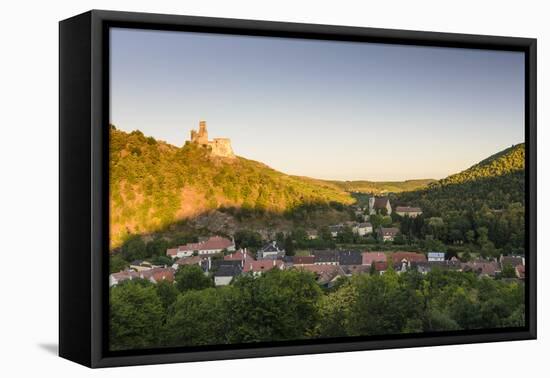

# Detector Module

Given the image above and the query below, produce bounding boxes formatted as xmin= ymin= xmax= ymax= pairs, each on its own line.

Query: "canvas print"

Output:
xmin=108 ymin=28 xmax=526 ymax=352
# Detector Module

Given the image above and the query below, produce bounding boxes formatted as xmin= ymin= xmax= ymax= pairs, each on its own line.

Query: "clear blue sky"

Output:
xmin=110 ymin=28 xmax=525 ymax=181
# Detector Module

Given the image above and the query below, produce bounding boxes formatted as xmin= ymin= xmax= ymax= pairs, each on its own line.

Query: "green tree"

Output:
xmin=150 ymin=255 xmax=173 ymax=267
xmin=284 ymin=235 xmax=295 ymax=256
xmin=165 ymin=287 xmax=229 ymax=346
xmin=156 ymin=280 xmax=179 ymax=312
xmin=347 ymin=271 xmax=423 ymax=336
xmin=317 ymin=283 xmax=357 ymax=337
xmin=337 ymin=226 xmax=354 ymax=243
xmin=109 ymin=254 xmax=128 ymax=274
xmin=380 ymin=215 xmax=393 ymax=227
xmin=174 ymin=265 xmax=213 ymax=293
xmin=109 ymin=280 xmax=164 ymax=350
xmin=234 ymin=230 xmax=263 ymax=250
xmin=226 ymin=270 xmax=322 ymax=343
xmin=146 ymin=238 xmax=169 ymax=257
xmin=501 ymin=263 xmax=517 ymax=279
xmin=120 ymin=236 xmax=147 ymax=261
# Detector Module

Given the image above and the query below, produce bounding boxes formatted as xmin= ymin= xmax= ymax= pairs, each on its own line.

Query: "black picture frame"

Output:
xmin=59 ymin=9 xmax=537 ymax=368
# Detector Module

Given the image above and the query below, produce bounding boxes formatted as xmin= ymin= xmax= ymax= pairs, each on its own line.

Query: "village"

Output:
xmin=110 ymin=196 xmax=526 ymax=288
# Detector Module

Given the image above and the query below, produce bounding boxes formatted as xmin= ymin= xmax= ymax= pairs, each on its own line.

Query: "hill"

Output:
xmin=395 ymin=143 xmax=525 ymax=254
xmin=326 ymin=179 xmax=436 ymax=194
xmin=439 ymin=143 xmax=525 ymax=186
xmin=109 ymin=127 xmax=354 ymax=248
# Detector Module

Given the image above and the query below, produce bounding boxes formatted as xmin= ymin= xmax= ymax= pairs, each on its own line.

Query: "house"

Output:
xmin=377 ymin=227 xmax=399 ymax=242
xmin=257 ymin=241 xmax=285 ymax=260
xmin=213 ymin=264 xmax=242 ymax=286
xmin=390 ymin=252 xmax=427 ymax=271
xmin=129 ymin=260 xmax=154 ymax=271
xmin=341 ymin=265 xmax=371 ymax=276
xmin=329 ymin=225 xmax=343 ymax=238
xmin=283 ymin=256 xmax=294 ymax=267
xmin=172 ymin=255 xmax=204 ymax=270
xmin=391 ymin=252 xmax=427 ymax=264
xmin=499 ymin=255 xmax=524 ymax=268
xmin=166 ymin=236 xmax=235 ymax=259
xmin=140 ymin=267 xmax=175 ymax=284
xmin=243 ymin=259 xmax=284 ymax=276
xmin=224 ymin=248 xmax=254 ymax=267
xmin=369 ymin=197 xmax=392 ymax=215
xmin=395 ymin=206 xmax=423 ymax=218
xmin=338 ymin=250 xmax=363 ymax=266
xmin=515 ymin=264 xmax=525 ymax=280
xmin=428 ymin=252 xmax=446 ymax=262
xmin=313 ymin=250 xmax=340 ymax=265
xmin=462 ymin=260 xmax=501 ymax=277
xmin=109 ymin=270 xmax=139 ymax=287
xmin=210 ymin=259 xmax=243 ymax=272
xmin=353 ymin=222 xmax=373 ymax=236
xmin=292 ymin=255 xmax=315 ymax=266
xmin=306 ymin=230 xmax=319 ymax=240
xmin=294 ymin=265 xmax=346 ymax=287
xmin=166 ymin=246 xmax=192 ymax=259
xmin=362 ymin=252 xmax=387 ymax=266
xmin=110 ymin=267 xmax=175 ymax=286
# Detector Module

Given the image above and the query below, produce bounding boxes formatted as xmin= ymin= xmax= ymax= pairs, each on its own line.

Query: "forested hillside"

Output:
xmin=395 ymin=144 xmax=525 ymax=256
xmin=109 ymin=127 xmax=354 ymax=248
xmin=439 ymin=143 xmax=525 ymax=186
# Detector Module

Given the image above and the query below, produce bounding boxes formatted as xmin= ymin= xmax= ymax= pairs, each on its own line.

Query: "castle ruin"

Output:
xmin=189 ymin=121 xmax=235 ymax=158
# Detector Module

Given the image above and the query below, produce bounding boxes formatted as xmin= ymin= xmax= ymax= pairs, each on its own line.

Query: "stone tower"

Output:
xmin=190 ymin=120 xmax=209 ymax=145
xmin=188 ymin=121 xmax=235 ymax=158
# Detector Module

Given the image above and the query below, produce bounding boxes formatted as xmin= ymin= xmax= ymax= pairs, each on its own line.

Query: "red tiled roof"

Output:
xmin=292 ymin=256 xmax=315 ymax=265
xmin=166 ymin=248 xmax=178 ymax=257
xmin=462 ymin=260 xmax=501 ymax=276
xmin=224 ymin=249 xmax=254 ymax=262
xmin=111 ymin=270 xmax=139 ymax=281
xmin=243 ymin=259 xmax=283 ymax=273
xmin=362 ymin=252 xmax=387 ymax=265
xmin=378 ymin=227 xmax=399 ymax=236
xmin=146 ymin=268 xmax=175 ymax=283
xmin=174 ymin=255 xmax=203 ymax=266
xmin=390 ymin=252 xmax=427 ymax=264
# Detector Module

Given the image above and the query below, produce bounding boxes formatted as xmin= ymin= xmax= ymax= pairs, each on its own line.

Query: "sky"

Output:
xmin=110 ymin=28 xmax=525 ymax=181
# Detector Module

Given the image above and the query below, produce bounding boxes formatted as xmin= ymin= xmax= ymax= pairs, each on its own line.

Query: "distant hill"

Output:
xmin=109 ymin=127 xmax=354 ymax=248
xmin=326 ymin=179 xmax=436 ymax=194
